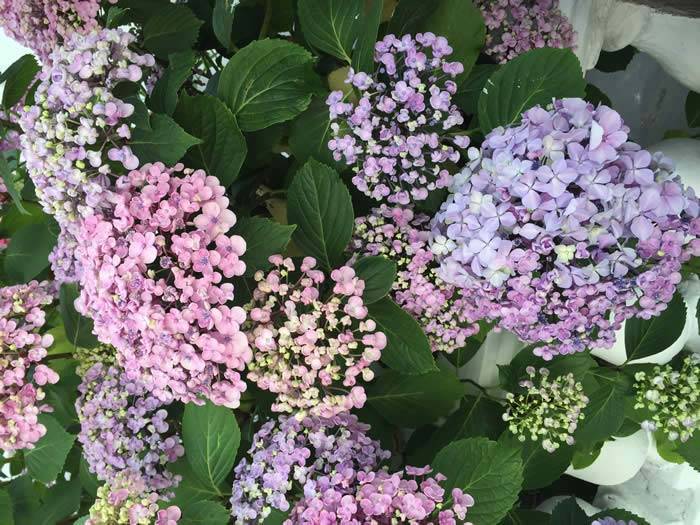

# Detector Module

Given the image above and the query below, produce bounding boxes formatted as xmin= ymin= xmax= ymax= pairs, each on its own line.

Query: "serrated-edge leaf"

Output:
xmin=25 ymin=414 xmax=76 ymax=484
xmin=351 ymin=0 xmax=382 ymax=73
xmin=550 ymin=498 xmax=590 ymax=525
xmin=625 ymin=293 xmax=687 ymax=361
xmin=231 ymin=216 xmax=296 ymax=276
xmin=575 ymin=376 xmax=627 ymax=445
xmin=353 ymin=256 xmax=396 ymax=304
xmin=212 ymin=0 xmax=238 ymax=51
xmin=130 ymin=114 xmax=201 ymax=166
xmin=59 ymin=282 xmax=98 ymax=349
xmin=142 ymin=4 xmax=203 ymax=58
xmin=150 ymin=50 xmax=196 ymax=115
xmin=181 ymin=500 xmax=230 ymax=525
xmin=298 ymin=0 xmax=362 ymax=63
xmin=1 ymin=54 xmax=40 ymax=109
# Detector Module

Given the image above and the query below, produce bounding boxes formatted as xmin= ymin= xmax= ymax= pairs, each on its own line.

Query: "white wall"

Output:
xmin=0 ymin=29 xmax=33 ymax=97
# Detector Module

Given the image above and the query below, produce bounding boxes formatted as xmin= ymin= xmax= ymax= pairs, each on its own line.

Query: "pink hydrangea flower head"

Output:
xmin=327 ymin=33 xmax=469 ymax=205
xmin=76 ymin=162 xmax=252 ymax=408
xmin=431 ymin=98 xmax=700 ymax=359
xmin=245 ymin=256 xmax=385 ymax=417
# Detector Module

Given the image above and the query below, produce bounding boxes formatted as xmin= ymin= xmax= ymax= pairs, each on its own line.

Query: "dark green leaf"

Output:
xmin=231 ymin=216 xmax=296 ymax=276
xmin=585 ymin=83 xmax=612 ymax=107
xmin=287 ymin=159 xmax=354 ymax=269
xmin=182 ymin=401 xmax=240 ymax=492
xmin=173 ymin=94 xmax=247 ymax=187
xmin=677 ymin=433 xmax=700 ymax=473
xmin=6 ymin=477 xmax=39 ymax=524
xmin=150 ymin=50 xmax=196 ymax=115
xmin=1 ymin=55 xmax=40 ymax=109
xmin=625 ymin=293 xmax=686 ymax=361
xmin=25 ymin=415 xmax=76 ymax=484
xmin=367 ymin=298 xmax=436 ymax=374
xmin=590 ymin=509 xmax=649 ymax=525
xmin=79 ymin=457 xmax=99 ymax=497
xmin=36 ymin=478 xmax=80 ymax=525
xmin=0 ymin=201 xmax=45 ymax=237
xmin=298 ymin=0 xmax=363 ymax=63
xmin=106 ymin=6 xmax=130 ymax=28
xmin=595 ymin=46 xmax=637 ymax=73
xmin=3 ymin=222 xmax=56 ymax=284
xmin=59 ymin=283 xmax=98 ymax=349
xmin=180 ymin=501 xmax=230 ymax=525
xmin=550 ymin=498 xmax=589 ymax=525
xmin=446 ymin=336 xmax=482 ymax=368
xmin=288 ymin=98 xmax=340 ymax=167
xmin=366 ymin=369 xmax=463 ymax=427
xmin=353 ymin=256 xmax=396 ymax=304
xmin=43 ymin=361 xmax=80 ymax=428
xmin=218 ymin=39 xmax=314 ymax=131
xmin=351 ymin=0 xmax=382 ymax=73
xmin=130 ymin=113 xmax=201 ymax=165
xmin=478 ymin=48 xmax=585 ymax=134
xmin=0 ymin=156 xmax=28 ymax=215
xmin=687 ymin=91 xmax=700 ymax=127
xmin=0 ymin=490 xmax=13 ymax=525
xmin=143 ymin=4 xmax=203 ymax=58
xmin=387 ymin=0 xmax=434 ymax=36
xmin=499 ymin=432 xmax=574 ymax=490
xmin=432 ymin=438 xmax=523 ymax=525
xmin=500 ymin=509 xmax=551 ymax=525
xmin=263 ymin=509 xmax=290 ymax=525
xmin=454 ymin=64 xmax=498 ymax=115
xmin=575 ymin=372 xmax=629 ymax=446
xmin=212 ymin=0 xmax=238 ymax=51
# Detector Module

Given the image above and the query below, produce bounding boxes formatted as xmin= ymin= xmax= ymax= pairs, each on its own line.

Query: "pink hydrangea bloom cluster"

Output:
xmin=0 ymin=0 xmax=115 ymax=62
xmin=0 ymin=107 xmax=21 ymax=153
xmin=327 ymin=33 xmax=469 ymax=205
xmin=76 ymin=162 xmax=252 ymax=408
xmin=76 ymin=361 xmax=184 ymax=492
xmin=19 ymin=27 xmax=156 ymax=282
xmin=430 ymin=98 xmax=700 ymax=359
xmin=476 ymin=0 xmax=576 ymax=63
xmin=352 ymin=205 xmax=479 ymax=353
xmin=0 ymin=280 xmax=57 ymax=451
xmin=245 ymin=256 xmax=386 ymax=417
xmin=288 ymin=465 xmax=475 ymax=525
xmin=229 ymin=414 xmax=391 ymax=523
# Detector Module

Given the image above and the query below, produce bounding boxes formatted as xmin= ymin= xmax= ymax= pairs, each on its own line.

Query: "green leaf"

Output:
xmin=499 ymin=432 xmax=574 ymax=490
xmin=353 ymin=256 xmax=396 ymax=304
xmin=1 ymin=55 xmax=40 ymax=109
xmin=0 ymin=490 xmax=13 ymax=525
xmin=500 ymin=509 xmax=551 ymax=525
xmin=367 ymin=298 xmax=436 ymax=374
xmin=454 ymin=63 xmax=498 ymax=115
xmin=59 ymin=283 xmax=98 ymax=349
xmin=143 ymin=4 xmax=203 ymax=58
xmin=625 ymin=293 xmax=687 ymax=361
xmin=231 ymin=216 xmax=296 ymax=276
xmin=173 ymin=94 xmax=247 ymax=187
xmin=130 ymin=113 xmax=201 ymax=166
xmin=590 ymin=509 xmax=649 ymax=525
xmin=106 ymin=6 xmax=130 ymax=28
xmin=79 ymin=457 xmax=100 ymax=497
xmin=585 ymin=83 xmax=612 ymax=108
xmin=0 ymin=155 xmax=28 ymax=215
xmin=478 ymin=48 xmax=585 ymax=134
xmin=263 ymin=509 xmax=290 ymax=525
xmin=287 ymin=159 xmax=354 ymax=269
xmin=366 ymin=369 xmax=463 ymax=427
xmin=25 ymin=415 xmax=76 ymax=484
xmin=575 ymin=372 xmax=629 ymax=446
xmin=212 ymin=0 xmax=238 ymax=51
xmin=289 ymin=98 xmax=340 ymax=167
xmin=687 ymin=91 xmax=700 ymax=127
xmin=677 ymin=433 xmax=700 ymax=473
xmin=351 ymin=0 xmax=382 ymax=73
xmin=549 ymin=498 xmax=589 ymax=525
xmin=218 ymin=39 xmax=314 ymax=131
xmin=182 ymin=401 xmax=240 ymax=492
xmin=180 ymin=501 xmax=230 ymax=525
xmin=36 ymin=478 xmax=81 ymax=525
xmin=446 ymin=336 xmax=482 ymax=368
xmin=43 ymin=361 xmax=80 ymax=428
xmin=298 ymin=0 xmax=362 ymax=63
xmin=3 ymin=222 xmax=56 ymax=284
xmin=432 ymin=438 xmax=523 ymax=525
xmin=150 ymin=50 xmax=196 ymax=115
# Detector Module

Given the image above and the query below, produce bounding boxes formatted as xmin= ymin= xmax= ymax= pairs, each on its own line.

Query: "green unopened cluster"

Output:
xmin=633 ymin=355 xmax=700 ymax=442
xmin=503 ymin=366 xmax=589 ymax=453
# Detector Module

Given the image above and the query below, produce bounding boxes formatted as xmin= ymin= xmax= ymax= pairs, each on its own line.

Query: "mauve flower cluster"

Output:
xmin=0 ymin=0 xmax=115 ymax=62
xmin=288 ymin=466 xmax=474 ymax=525
xmin=327 ymin=33 xmax=469 ymax=205
xmin=230 ymin=414 xmax=390 ymax=524
xmin=245 ymin=256 xmax=386 ymax=417
xmin=0 ymin=280 xmax=57 ymax=451
xmin=592 ymin=519 xmax=637 ymax=525
xmin=0 ymin=107 xmax=22 ymax=153
xmin=431 ymin=98 xmax=700 ymax=359
xmin=476 ymin=0 xmax=576 ymax=63
xmin=76 ymin=162 xmax=251 ymax=408
xmin=19 ymin=27 xmax=156 ymax=282
xmin=76 ymin=361 xmax=184 ymax=492
xmin=352 ymin=205 xmax=479 ymax=353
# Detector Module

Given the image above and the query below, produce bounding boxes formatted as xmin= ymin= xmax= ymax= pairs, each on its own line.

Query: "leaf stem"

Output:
xmin=258 ymin=0 xmax=272 ymax=40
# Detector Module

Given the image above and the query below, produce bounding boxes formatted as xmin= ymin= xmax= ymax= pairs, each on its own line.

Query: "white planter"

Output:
xmin=459 ymin=329 xmax=525 ymax=389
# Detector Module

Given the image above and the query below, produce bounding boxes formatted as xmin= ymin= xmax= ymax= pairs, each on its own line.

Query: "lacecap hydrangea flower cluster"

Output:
xmin=431 ymin=98 xmax=700 ymax=359
xmin=633 ymin=354 xmax=700 ymax=442
xmin=592 ymin=519 xmax=638 ymax=525
xmin=503 ymin=366 xmax=588 ymax=452
xmin=327 ymin=33 xmax=469 ymax=205
xmin=0 ymin=280 xmax=58 ymax=451
xmin=76 ymin=162 xmax=251 ymax=408
xmin=245 ymin=256 xmax=385 ymax=417
xmin=86 ymin=477 xmax=180 ymax=525
xmin=19 ymin=27 xmax=156 ymax=282
xmin=352 ymin=205 xmax=479 ymax=353
xmin=476 ymin=0 xmax=576 ymax=63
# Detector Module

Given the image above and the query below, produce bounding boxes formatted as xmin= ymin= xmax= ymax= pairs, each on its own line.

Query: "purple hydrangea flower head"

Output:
xmin=327 ymin=33 xmax=469 ymax=205
xmin=592 ymin=518 xmax=638 ymax=525
xmin=430 ymin=98 xmax=700 ymax=359
xmin=477 ymin=0 xmax=576 ymax=63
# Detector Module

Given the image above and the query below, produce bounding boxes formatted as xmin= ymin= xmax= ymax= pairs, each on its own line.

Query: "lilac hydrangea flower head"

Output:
xmin=245 ymin=255 xmax=386 ymax=417
xmin=477 ymin=0 xmax=576 ymax=63
xmin=352 ymin=204 xmax=479 ymax=353
xmin=230 ymin=414 xmax=391 ymax=524
xmin=592 ymin=518 xmax=638 ymax=525
xmin=430 ymin=98 xmax=700 ymax=359
xmin=327 ymin=33 xmax=469 ymax=205
xmin=75 ymin=162 xmax=252 ymax=408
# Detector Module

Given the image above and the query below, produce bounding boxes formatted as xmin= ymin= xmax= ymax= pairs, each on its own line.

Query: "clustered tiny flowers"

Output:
xmin=245 ymin=256 xmax=385 ymax=417
xmin=19 ymin=27 xmax=156 ymax=282
xmin=76 ymin=162 xmax=251 ymax=408
xmin=328 ymin=33 xmax=469 ymax=205
xmin=633 ymin=354 xmax=700 ymax=442
xmin=476 ymin=0 xmax=576 ymax=63
xmin=592 ymin=518 xmax=638 ymax=525
xmin=431 ymin=98 xmax=700 ymax=359
xmin=352 ymin=205 xmax=479 ymax=353
xmin=503 ymin=366 xmax=588 ymax=452
xmin=0 ymin=280 xmax=57 ymax=451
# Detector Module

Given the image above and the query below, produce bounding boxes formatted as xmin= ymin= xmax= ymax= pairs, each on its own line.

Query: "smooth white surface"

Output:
xmin=0 ymin=29 xmax=32 ymax=98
